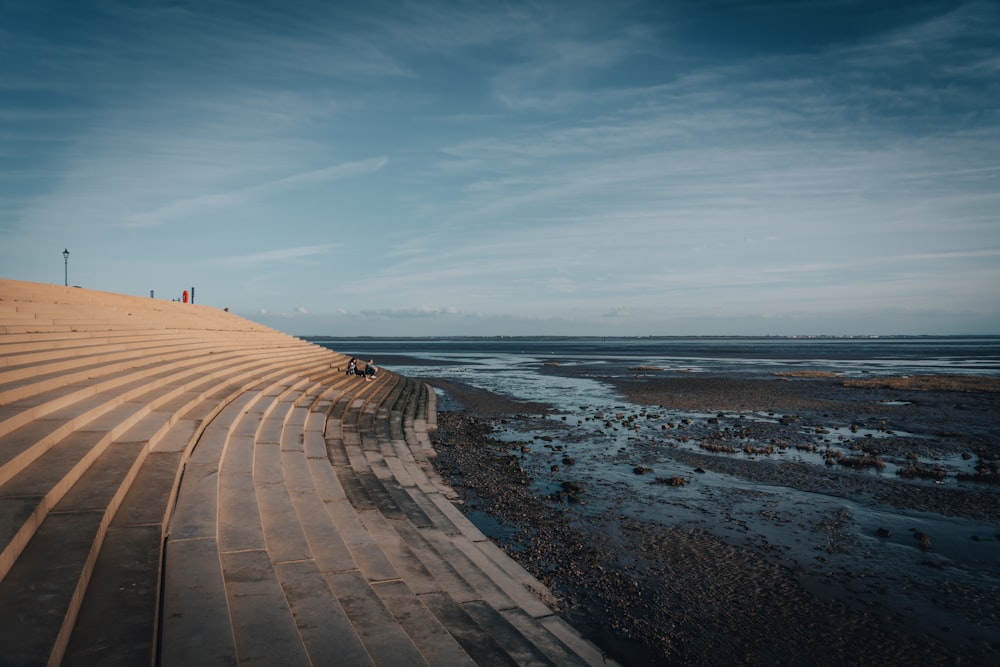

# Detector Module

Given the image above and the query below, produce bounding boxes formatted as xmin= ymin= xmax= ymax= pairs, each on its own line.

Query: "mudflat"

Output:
xmin=427 ymin=372 xmax=999 ymax=665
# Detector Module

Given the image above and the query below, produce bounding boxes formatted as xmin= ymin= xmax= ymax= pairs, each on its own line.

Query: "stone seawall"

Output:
xmin=0 ymin=278 xmax=611 ymax=666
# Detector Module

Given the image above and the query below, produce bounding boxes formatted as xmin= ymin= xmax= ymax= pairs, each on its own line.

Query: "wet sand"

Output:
xmin=426 ymin=372 xmax=999 ymax=665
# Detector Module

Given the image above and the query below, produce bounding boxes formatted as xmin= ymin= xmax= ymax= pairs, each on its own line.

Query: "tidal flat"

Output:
xmin=427 ymin=372 xmax=999 ymax=665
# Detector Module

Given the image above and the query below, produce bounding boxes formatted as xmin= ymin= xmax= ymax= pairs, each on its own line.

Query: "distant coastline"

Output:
xmin=303 ymin=333 xmax=1000 ymax=342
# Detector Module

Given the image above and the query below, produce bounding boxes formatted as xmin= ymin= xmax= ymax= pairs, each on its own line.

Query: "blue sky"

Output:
xmin=2 ymin=0 xmax=998 ymax=336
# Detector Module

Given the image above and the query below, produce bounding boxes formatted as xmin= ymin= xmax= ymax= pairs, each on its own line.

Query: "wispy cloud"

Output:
xmin=216 ymin=244 xmax=337 ymax=266
xmin=902 ymin=249 xmax=1000 ymax=261
xmin=121 ymin=157 xmax=387 ymax=228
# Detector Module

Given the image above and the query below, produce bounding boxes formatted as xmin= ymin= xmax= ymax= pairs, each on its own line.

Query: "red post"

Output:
xmin=182 ymin=290 xmax=188 ymax=303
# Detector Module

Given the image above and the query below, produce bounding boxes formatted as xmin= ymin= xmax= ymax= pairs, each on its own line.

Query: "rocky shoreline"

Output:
xmin=426 ymin=374 xmax=999 ymax=665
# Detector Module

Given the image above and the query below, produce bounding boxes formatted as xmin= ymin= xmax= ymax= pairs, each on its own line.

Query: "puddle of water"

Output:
xmin=431 ymin=386 xmax=463 ymax=412
xmin=464 ymin=509 xmax=522 ymax=543
xmin=486 ymin=401 xmax=977 ymax=489
xmin=852 ymin=507 xmax=1000 ymax=574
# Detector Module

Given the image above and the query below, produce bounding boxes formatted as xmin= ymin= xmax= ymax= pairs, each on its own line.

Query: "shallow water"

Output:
xmin=318 ymin=335 xmax=1000 ymax=378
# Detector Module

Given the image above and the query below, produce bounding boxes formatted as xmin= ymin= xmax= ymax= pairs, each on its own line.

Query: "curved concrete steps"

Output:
xmin=0 ymin=279 xmax=612 ymax=666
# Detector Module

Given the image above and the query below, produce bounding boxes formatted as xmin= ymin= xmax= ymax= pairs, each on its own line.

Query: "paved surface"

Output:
xmin=0 ymin=279 xmax=614 ymax=666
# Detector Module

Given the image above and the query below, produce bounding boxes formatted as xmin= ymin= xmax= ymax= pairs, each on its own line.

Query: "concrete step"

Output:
xmin=0 ymin=331 xmax=202 ymax=371
xmin=419 ymin=593 xmax=522 ymax=666
xmin=0 ymin=367 xmax=323 ymax=666
xmin=163 ymin=372 xmax=379 ymax=666
xmin=159 ymin=388 xmax=268 ymax=665
xmin=325 ymin=571 xmax=427 ymax=665
xmin=0 ymin=399 xmax=162 ymax=580
xmin=0 ymin=370 xmax=183 ymax=487
xmin=0 ymin=345 xmax=330 ymax=484
xmin=0 ymin=343 xmax=330 ymax=439
xmin=0 ymin=509 xmax=106 ymax=665
xmin=60 ymin=374 xmax=307 ymax=666
xmin=1 ymin=279 xmax=614 ymax=666
xmin=0 ymin=429 xmax=155 ymax=664
xmin=0 ymin=353 xmax=348 ymax=664
xmin=325 ymin=377 xmax=595 ymax=663
xmin=0 ymin=341 xmax=248 ymax=403
xmin=0 ymin=327 xmax=309 ymax=377
xmin=0 ymin=329 xmax=194 ymax=356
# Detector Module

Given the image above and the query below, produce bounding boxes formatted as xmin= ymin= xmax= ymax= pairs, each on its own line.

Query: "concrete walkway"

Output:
xmin=0 ymin=279 xmax=613 ymax=666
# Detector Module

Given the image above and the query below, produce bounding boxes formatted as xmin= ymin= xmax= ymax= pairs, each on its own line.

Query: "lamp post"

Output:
xmin=62 ymin=249 xmax=69 ymax=286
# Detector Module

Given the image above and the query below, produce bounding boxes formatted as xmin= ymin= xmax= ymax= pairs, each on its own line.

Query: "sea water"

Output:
xmin=315 ymin=335 xmax=1000 ymax=402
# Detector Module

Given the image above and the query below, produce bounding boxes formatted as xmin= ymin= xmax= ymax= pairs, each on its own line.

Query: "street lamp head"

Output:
xmin=63 ymin=249 xmax=69 ymax=259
